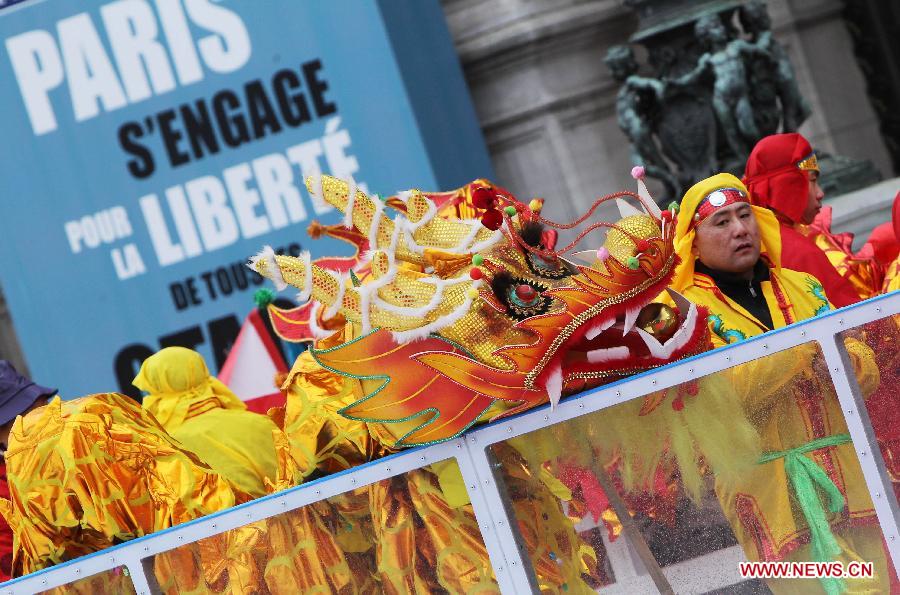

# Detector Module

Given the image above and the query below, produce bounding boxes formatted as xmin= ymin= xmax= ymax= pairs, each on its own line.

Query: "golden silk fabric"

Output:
xmin=273 ymin=350 xmax=605 ymax=593
xmin=885 ymin=256 xmax=900 ymax=293
xmin=0 ymin=393 xmax=240 ymax=576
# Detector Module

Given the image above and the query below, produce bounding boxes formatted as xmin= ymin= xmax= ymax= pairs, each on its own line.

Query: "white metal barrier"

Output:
xmin=3 ymin=291 xmax=899 ymax=594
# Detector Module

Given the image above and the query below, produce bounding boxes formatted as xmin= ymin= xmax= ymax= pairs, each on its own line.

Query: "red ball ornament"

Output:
xmin=469 ymin=267 xmax=484 ymax=280
xmin=471 ymin=187 xmax=496 ymax=210
xmin=661 ymin=210 xmax=673 ymax=221
xmin=480 ymin=208 xmax=503 ymax=230
xmin=515 ymin=284 xmax=537 ymax=302
xmin=635 ymin=239 xmax=650 ymax=253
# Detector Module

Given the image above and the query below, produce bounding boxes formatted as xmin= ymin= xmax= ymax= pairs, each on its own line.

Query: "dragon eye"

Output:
xmin=510 ymin=283 xmax=539 ymax=307
xmin=491 ymin=274 xmax=550 ymax=320
xmin=526 ymin=251 xmax=572 ymax=279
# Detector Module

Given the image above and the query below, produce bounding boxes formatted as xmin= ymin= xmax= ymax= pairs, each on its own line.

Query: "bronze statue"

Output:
xmin=740 ymin=0 xmax=811 ymax=132
xmin=674 ymin=15 xmax=766 ymax=159
xmin=605 ymin=45 xmax=679 ymax=199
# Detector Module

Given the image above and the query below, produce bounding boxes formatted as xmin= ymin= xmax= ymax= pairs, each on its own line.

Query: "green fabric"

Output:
xmin=758 ymin=433 xmax=852 ymax=594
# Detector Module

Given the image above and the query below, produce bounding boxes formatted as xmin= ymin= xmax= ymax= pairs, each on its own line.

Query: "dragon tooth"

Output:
xmin=665 ymin=288 xmax=693 ymax=319
xmin=585 ymin=346 xmax=630 ymax=363
xmin=585 ymin=318 xmax=615 ymax=341
xmin=635 ymin=327 xmax=668 ymax=359
xmin=543 ymin=366 xmax=564 ymax=410
xmin=622 ymin=304 xmax=641 ymax=335
xmin=665 ymin=302 xmax=699 ymax=353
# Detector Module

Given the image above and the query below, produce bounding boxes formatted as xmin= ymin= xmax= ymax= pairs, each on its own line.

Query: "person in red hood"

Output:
xmin=0 ymin=361 xmax=55 ymax=581
xmin=743 ymin=133 xmax=877 ymax=306
xmin=860 ymin=192 xmax=900 ymax=290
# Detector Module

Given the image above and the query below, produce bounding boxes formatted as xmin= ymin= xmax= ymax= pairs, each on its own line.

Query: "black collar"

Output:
xmin=695 ymin=259 xmax=769 ymax=287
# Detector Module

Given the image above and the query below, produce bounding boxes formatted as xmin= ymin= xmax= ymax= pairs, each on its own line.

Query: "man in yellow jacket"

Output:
xmin=671 ymin=173 xmax=891 ymax=593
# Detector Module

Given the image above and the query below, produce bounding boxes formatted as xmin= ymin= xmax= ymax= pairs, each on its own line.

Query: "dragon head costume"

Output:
xmin=250 ymin=174 xmax=710 ymax=447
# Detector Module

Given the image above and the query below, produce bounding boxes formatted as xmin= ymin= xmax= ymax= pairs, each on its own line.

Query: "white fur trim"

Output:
xmin=542 ymin=365 xmax=564 ymax=410
xmin=389 ymin=280 xmax=481 ymax=343
xmin=296 ymin=251 xmax=313 ymax=302
xmin=308 ymin=302 xmax=339 ymax=340
xmin=398 ymin=217 xmax=501 ymax=257
xmin=342 ymin=176 xmax=357 ymax=229
xmin=248 ymin=245 xmax=287 ymax=291
xmin=324 ymin=270 xmax=348 ymax=319
xmin=368 ymin=197 xmax=384 ymax=247
xmin=406 ymin=195 xmax=437 ymax=232
xmin=356 ymin=250 xmax=400 ymax=334
xmin=465 ymin=228 xmax=503 ymax=254
xmin=396 ymin=190 xmax=412 ymax=203
xmin=373 ymin=275 xmax=461 ymax=317
xmin=307 ymin=174 xmax=328 ymax=211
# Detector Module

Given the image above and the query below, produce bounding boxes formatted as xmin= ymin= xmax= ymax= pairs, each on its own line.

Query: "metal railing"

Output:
xmin=3 ymin=291 xmax=899 ymax=594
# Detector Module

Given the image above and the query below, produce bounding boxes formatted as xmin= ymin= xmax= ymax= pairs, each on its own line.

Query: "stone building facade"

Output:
xmin=441 ymin=0 xmax=894 ymax=221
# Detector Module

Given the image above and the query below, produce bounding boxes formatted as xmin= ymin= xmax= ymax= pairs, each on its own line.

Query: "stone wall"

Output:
xmin=442 ymin=0 xmax=894 ymax=215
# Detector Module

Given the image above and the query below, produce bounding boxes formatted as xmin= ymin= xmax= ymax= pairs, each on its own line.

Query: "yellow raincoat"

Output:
xmin=672 ymin=174 xmax=889 ymax=593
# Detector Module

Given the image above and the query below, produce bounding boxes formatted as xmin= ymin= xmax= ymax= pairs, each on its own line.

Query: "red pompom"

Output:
xmin=515 ymin=284 xmax=537 ymax=302
xmin=469 ymin=267 xmax=484 ymax=280
xmin=480 ymin=209 xmax=503 ymax=230
xmin=661 ymin=210 xmax=673 ymax=221
xmin=471 ymin=187 xmax=496 ymax=210
xmin=635 ymin=239 xmax=650 ymax=253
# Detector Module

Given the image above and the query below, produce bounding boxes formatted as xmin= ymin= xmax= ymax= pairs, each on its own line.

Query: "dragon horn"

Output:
xmin=307 ymin=175 xmax=500 ymax=262
xmin=305 ymin=175 xmax=425 ymax=264
xmin=249 ymin=247 xmax=352 ymax=314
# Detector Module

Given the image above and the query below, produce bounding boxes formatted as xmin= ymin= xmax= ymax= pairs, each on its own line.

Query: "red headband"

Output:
xmin=692 ymin=187 xmax=749 ymax=228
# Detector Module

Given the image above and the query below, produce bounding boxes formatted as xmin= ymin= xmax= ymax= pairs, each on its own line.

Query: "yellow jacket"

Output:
xmin=671 ymin=174 xmax=881 ymax=563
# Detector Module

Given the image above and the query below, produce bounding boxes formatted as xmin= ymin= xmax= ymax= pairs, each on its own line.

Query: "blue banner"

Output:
xmin=0 ymin=0 xmax=493 ymax=397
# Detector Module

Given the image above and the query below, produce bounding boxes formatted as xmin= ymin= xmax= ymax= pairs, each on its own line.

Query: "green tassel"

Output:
xmin=253 ymin=288 xmax=276 ymax=308
xmin=626 ymin=256 xmax=640 ymax=270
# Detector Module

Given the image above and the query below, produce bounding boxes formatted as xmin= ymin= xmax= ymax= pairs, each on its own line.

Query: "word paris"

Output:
xmin=6 ymin=0 xmax=250 ymax=135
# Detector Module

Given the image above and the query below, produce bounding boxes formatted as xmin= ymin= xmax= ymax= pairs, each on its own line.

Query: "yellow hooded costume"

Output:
xmin=672 ymin=174 xmax=889 ymax=593
xmin=136 ymin=347 xmax=378 ymax=594
xmin=135 ymin=346 xmax=282 ymax=499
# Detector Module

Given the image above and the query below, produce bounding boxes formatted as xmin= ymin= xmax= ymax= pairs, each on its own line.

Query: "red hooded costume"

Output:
xmin=743 ymin=133 xmax=870 ymax=306
xmin=860 ymin=192 xmax=900 ymax=281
